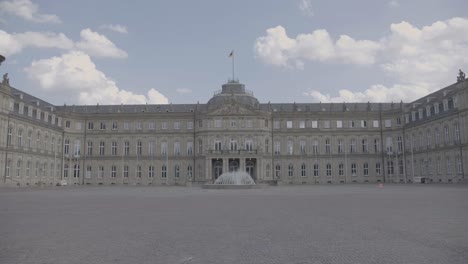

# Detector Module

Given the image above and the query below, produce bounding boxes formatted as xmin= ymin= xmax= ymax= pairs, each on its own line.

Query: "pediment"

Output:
xmin=207 ymin=102 xmax=257 ymax=116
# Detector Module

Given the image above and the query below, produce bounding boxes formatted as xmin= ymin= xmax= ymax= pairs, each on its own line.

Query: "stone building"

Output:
xmin=1 ymin=74 xmax=467 ymax=187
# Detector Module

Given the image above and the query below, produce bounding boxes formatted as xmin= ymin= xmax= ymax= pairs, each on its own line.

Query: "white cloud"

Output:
xmin=304 ymin=83 xmax=430 ymax=103
xmin=24 ymin=51 xmax=168 ymax=105
xmin=254 ymin=26 xmax=381 ymax=68
xmin=0 ymin=30 xmax=74 ymax=56
xmin=0 ymin=0 xmax=61 ymax=23
xmin=176 ymin=88 xmax=192 ymax=94
xmin=76 ymin=29 xmax=128 ymax=58
xmin=299 ymin=0 xmax=313 ymax=16
xmin=257 ymin=17 xmax=468 ymax=102
xmin=388 ymin=1 xmax=400 ymax=8
xmin=0 ymin=29 xmax=127 ymax=59
xmin=99 ymin=24 xmax=128 ymax=34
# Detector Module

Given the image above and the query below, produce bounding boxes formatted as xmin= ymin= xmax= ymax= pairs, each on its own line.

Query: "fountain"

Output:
xmin=203 ymin=171 xmax=260 ymax=189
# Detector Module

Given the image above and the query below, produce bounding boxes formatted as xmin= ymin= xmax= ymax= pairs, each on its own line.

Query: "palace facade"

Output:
xmin=1 ymin=75 xmax=467 ymax=187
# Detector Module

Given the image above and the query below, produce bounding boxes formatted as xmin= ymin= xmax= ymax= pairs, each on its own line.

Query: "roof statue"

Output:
xmin=2 ymin=73 xmax=9 ymax=86
xmin=457 ymin=69 xmax=465 ymax=83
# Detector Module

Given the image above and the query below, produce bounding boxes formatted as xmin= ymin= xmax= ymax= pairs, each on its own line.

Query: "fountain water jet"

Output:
xmin=203 ymin=171 xmax=260 ymax=189
xmin=214 ymin=171 xmax=255 ymax=185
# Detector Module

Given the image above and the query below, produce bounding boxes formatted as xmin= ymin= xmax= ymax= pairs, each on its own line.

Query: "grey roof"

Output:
xmin=10 ymin=87 xmax=56 ymax=110
xmin=56 ymin=104 xmax=201 ymax=114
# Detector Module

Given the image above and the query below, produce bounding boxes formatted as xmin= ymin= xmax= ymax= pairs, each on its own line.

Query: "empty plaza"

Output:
xmin=1 ymin=184 xmax=467 ymax=264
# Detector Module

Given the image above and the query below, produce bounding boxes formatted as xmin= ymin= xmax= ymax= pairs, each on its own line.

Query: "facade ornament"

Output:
xmin=457 ymin=69 xmax=466 ymax=83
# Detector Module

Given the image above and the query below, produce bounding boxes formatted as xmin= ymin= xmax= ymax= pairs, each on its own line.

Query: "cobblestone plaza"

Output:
xmin=1 ymin=185 xmax=467 ymax=264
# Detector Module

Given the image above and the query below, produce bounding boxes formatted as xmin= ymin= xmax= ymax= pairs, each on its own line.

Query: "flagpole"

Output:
xmin=232 ymin=52 xmax=235 ymax=81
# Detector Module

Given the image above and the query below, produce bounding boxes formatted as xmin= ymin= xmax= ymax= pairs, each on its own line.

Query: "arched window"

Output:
xmin=338 ymin=163 xmax=344 ymax=176
xmin=313 ymin=164 xmax=319 ymax=176
xmin=301 ymin=163 xmax=306 ymax=177
xmin=174 ymin=165 xmax=180 ymax=178
xmin=161 ymin=165 xmax=167 ymax=179
xmin=275 ymin=164 xmax=281 ymax=178
xmin=351 ymin=163 xmax=357 ymax=176
xmin=187 ymin=165 xmax=193 ymax=179
xmin=363 ymin=162 xmax=369 ymax=176
xmin=326 ymin=163 xmax=331 ymax=176
xmin=288 ymin=164 xmax=294 ymax=177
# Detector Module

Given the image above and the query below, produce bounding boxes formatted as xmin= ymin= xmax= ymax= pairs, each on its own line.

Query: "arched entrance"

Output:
xmin=246 ymin=159 xmax=256 ymax=181
xmin=229 ymin=159 xmax=239 ymax=172
xmin=212 ymin=160 xmax=223 ymax=180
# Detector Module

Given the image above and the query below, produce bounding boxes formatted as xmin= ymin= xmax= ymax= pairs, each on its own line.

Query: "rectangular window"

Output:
xmin=187 ymin=121 xmax=193 ymax=130
xmin=161 ymin=165 xmax=167 ymax=179
xmin=161 ymin=142 xmax=167 ymax=156
xmin=98 ymin=166 xmax=104 ymax=178
xmin=384 ymin=120 xmax=391 ymax=128
xmin=300 ymin=140 xmax=306 ymax=154
xmin=245 ymin=139 xmax=253 ymax=152
xmin=373 ymin=120 xmax=379 ymax=128
xmin=312 ymin=139 xmax=319 ymax=154
xmin=100 ymin=122 xmax=106 ymax=130
xmin=111 ymin=141 xmax=118 ymax=156
xmin=7 ymin=127 xmax=12 ymax=145
xmin=361 ymin=120 xmax=367 ymax=128
xmin=124 ymin=141 xmax=130 ymax=156
xmin=214 ymin=119 xmax=222 ymax=128
xmin=124 ymin=122 xmax=130 ymax=130
xmin=313 ymin=164 xmax=319 ymax=177
xmin=135 ymin=122 xmax=142 ymax=130
xmin=351 ymin=163 xmax=357 ymax=176
xmin=230 ymin=139 xmax=238 ymax=151
xmin=312 ymin=120 xmax=318 ymax=128
xmin=86 ymin=166 xmax=92 ymax=179
xmin=99 ymin=142 xmax=105 ymax=156
xmin=174 ymin=142 xmax=180 ymax=156
xmin=350 ymin=139 xmax=356 ymax=153
xmin=137 ymin=165 xmax=142 ymax=178
xmin=148 ymin=166 xmax=155 ymax=178
xmin=299 ymin=120 xmax=305 ymax=129
xmin=137 ymin=141 xmax=143 ymax=156
xmin=148 ymin=142 xmax=155 ymax=156
xmin=87 ymin=141 xmax=93 ymax=156
xmin=336 ymin=120 xmax=342 ymax=128
xmin=286 ymin=121 xmax=293 ymax=129
xmin=246 ymin=119 xmax=253 ymax=128
xmin=112 ymin=122 xmax=118 ymax=130
xmin=123 ymin=166 xmax=129 ymax=178
xmin=174 ymin=122 xmax=180 ymax=130
xmin=362 ymin=139 xmax=368 ymax=153
xmin=274 ymin=141 xmax=281 ymax=155
xmin=287 ymin=140 xmax=293 ymax=155
xmin=323 ymin=120 xmax=330 ymax=129
xmin=111 ymin=166 xmax=117 ymax=178
xmin=338 ymin=139 xmax=343 ymax=153
xmin=187 ymin=142 xmax=193 ymax=155
xmin=339 ymin=164 xmax=344 ymax=176
xmin=274 ymin=121 xmax=280 ymax=129
xmin=148 ymin=122 xmax=155 ymax=130
xmin=162 ymin=122 xmax=167 ymax=129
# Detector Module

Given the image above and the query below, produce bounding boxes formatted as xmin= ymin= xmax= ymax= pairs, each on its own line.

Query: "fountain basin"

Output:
xmin=202 ymin=184 xmax=263 ymax=189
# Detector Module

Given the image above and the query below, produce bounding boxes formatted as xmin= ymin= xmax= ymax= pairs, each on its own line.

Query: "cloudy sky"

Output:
xmin=0 ymin=0 xmax=467 ymax=105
